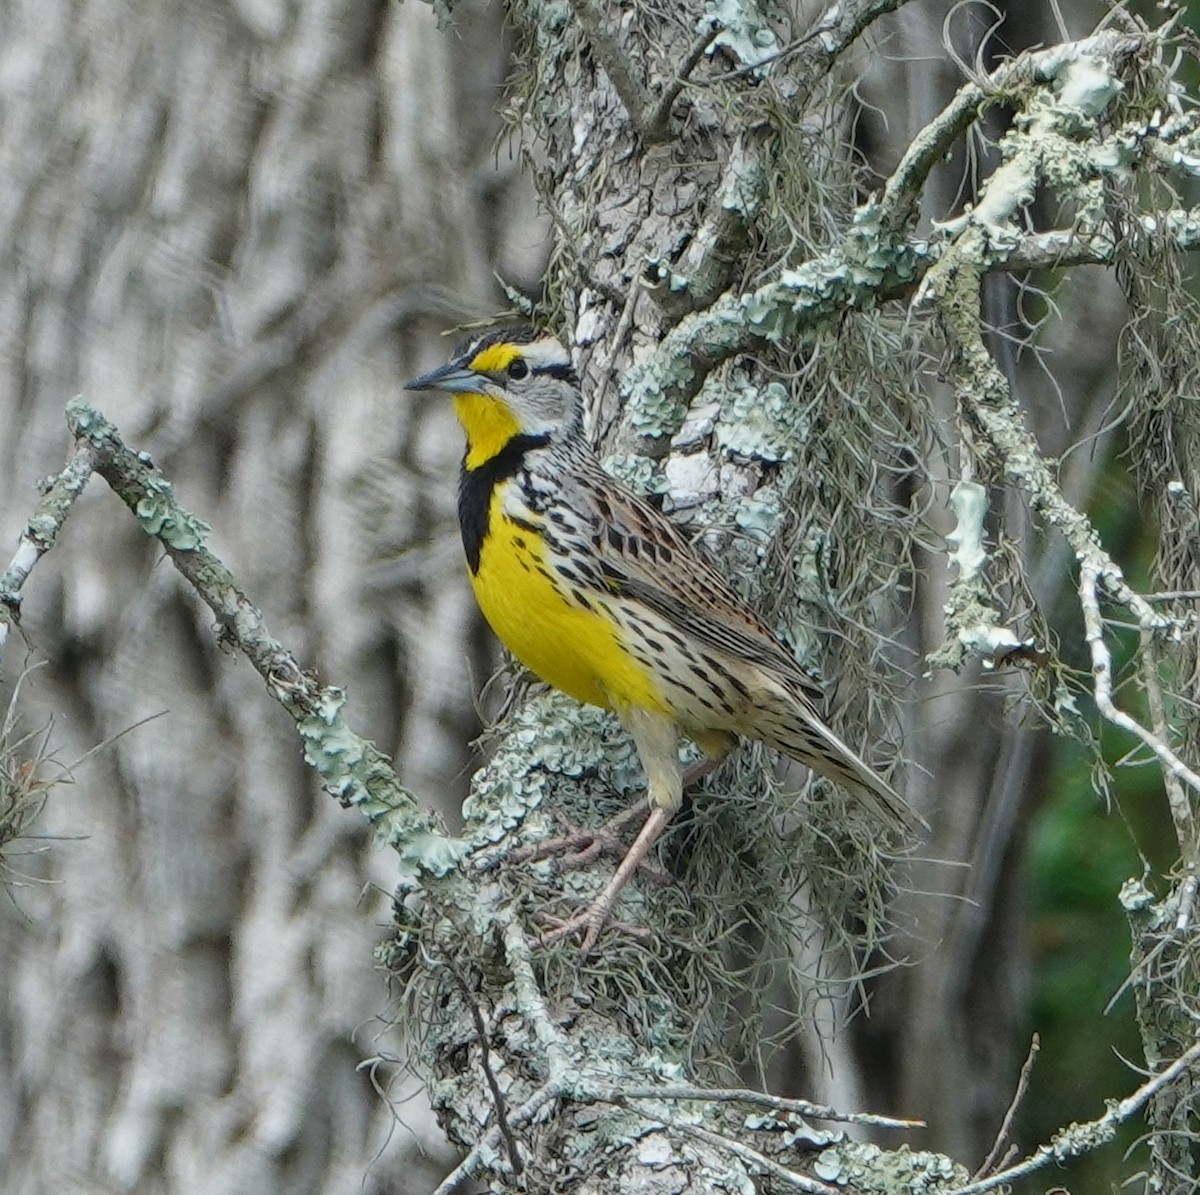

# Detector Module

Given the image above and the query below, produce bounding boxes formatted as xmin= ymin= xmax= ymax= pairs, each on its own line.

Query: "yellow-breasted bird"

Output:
xmin=407 ymin=326 xmax=917 ymax=951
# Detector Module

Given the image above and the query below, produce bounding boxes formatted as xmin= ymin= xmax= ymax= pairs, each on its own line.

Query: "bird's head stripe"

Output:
xmin=469 ymin=343 xmax=523 ymax=374
xmin=539 ymin=361 xmax=579 ymax=384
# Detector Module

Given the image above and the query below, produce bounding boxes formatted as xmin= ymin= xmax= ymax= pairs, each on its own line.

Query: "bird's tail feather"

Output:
xmin=757 ymin=694 xmax=924 ymax=833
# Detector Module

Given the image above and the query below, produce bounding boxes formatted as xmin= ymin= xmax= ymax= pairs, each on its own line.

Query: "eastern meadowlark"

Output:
xmin=407 ymin=326 xmax=917 ymax=950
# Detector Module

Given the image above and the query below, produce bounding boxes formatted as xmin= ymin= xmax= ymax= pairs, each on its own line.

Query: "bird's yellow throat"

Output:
xmin=453 ymin=392 xmax=523 ymax=471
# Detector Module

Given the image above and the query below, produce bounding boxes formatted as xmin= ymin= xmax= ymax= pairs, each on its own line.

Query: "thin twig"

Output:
xmin=500 ymin=915 xmax=572 ymax=1072
xmin=565 ymin=0 xmax=656 ymax=136
xmin=1080 ymin=561 xmax=1200 ymax=798
xmin=643 ymin=21 xmax=723 ymax=140
xmin=941 ymin=1040 xmax=1200 ymax=1195
xmin=1176 ymin=869 xmax=1197 ymax=934
xmin=429 ymin=916 xmax=576 ymax=1195
xmin=1139 ymin=627 xmax=1197 ymax=860
xmin=429 ymin=1082 xmax=561 ymax=1195
xmin=0 ymin=439 xmax=98 ymax=659
xmin=1145 ymin=590 xmax=1200 ymax=603
xmin=433 ymin=944 xmax=523 ymax=1176
xmin=606 ymin=1084 xmax=921 ymax=1130
xmin=668 ymin=1120 xmax=841 ymax=1194
xmin=706 ymin=0 xmax=905 ymax=91
xmin=973 ymin=1034 xmax=1040 ymax=1178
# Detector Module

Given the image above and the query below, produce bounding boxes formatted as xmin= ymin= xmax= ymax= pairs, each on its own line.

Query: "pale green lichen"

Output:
xmin=1052 ymin=1114 xmax=1117 ymax=1159
xmin=721 ymin=151 xmax=764 ymax=221
xmin=702 ymin=0 xmax=779 ymax=73
xmin=461 ymin=694 xmax=644 ymax=846
xmin=24 ymin=513 xmax=61 ymax=548
xmin=732 ymin=491 xmax=782 ymax=543
xmin=937 ymin=54 xmax=1123 ymax=250
xmin=812 ymin=1142 xmax=966 ymax=1191
xmin=67 ymin=398 xmax=211 ymax=554
xmin=928 ymin=482 xmax=1030 ymax=671
xmin=744 ymin=1111 xmax=842 ymax=1148
xmin=946 ymin=480 xmax=989 ymax=582
xmin=843 ymin=199 xmax=921 ymax=288
xmin=622 ymin=354 xmax=695 ymax=441
xmin=134 ymin=480 xmax=211 ymax=550
xmin=1118 ymin=876 xmax=1157 ymax=914
xmin=1051 ymin=53 xmax=1122 ymax=121
xmin=740 ymin=203 xmax=920 ymax=346
xmin=602 ymin=453 xmax=666 ymax=495
xmin=298 ymin=686 xmax=467 ymax=874
xmin=67 ymin=396 xmax=210 ymax=550
xmin=717 ymin=375 xmax=808 ymax=461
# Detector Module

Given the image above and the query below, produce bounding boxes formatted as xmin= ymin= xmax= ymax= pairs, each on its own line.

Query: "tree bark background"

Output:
xmin=0 ymin=0 xmax=1146 ymax=1192
xmin=0 ymin=1 xmax=545 ymax=1191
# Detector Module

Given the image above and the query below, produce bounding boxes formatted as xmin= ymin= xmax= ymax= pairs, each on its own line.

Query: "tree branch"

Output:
xmin=1080 ymin=561 xmax=1200 ymax=799
xmin=565 ymin=0 xmax=658 ymax=140
xmin=0 ymin=439 xmax=98 ymax=655
xmin=620 ymin=28 xmax=1188 ymax=439
xmin=940 ymin=1039 xmax=1200 ymax=1195
xmin=609 ymin=1084 xmax=922 ymax=1130
xmin=2 ymin=399 xmax=465 ymax=876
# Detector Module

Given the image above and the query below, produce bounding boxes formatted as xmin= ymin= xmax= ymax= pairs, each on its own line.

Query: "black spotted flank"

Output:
xmin=458 ymin=433 xmax=550 ymax=573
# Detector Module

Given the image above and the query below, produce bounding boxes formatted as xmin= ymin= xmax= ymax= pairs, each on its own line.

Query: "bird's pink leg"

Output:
xmin=539 ymin=806 xmax=673 ymax=956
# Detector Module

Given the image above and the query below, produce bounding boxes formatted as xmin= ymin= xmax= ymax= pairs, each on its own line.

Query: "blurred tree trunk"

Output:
xmin=0 ymin=1 xmax=544 ymax=1192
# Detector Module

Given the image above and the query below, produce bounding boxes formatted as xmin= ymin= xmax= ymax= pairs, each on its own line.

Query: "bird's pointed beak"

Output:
xmin=404 ymin=355 xmax=480 ymax=394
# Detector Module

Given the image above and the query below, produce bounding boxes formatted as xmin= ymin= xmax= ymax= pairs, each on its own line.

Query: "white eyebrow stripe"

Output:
xmin=518 ymin=337 xmax=571 ymax=370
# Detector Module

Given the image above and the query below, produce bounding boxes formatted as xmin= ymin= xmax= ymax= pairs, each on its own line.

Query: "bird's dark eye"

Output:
xmin=507 ymin=358 xmax=529 ymax=380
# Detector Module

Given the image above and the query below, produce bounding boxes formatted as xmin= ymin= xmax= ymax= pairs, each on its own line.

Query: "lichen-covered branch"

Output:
xmin=619 ymin=28 xmax=1193 ymax=442
xmin=914 ymin=35 xmax=1179 ymax=658
xmin=924 ymin=480 xmax=1031 ymax=671
xmin=405 ymin=905 xmax=952 ymax=1194
xmin=0 ymin=439 xmax=98 ymax=655
xmin=939 ymin=1038 xmax=1200 ymax=1195
xmin=4 ymin=400 xmax=464 ymax=876
xmin=905 ymin=29 xmax=1200 ymax=1191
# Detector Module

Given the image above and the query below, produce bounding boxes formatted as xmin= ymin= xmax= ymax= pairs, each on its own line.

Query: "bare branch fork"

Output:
xmin=0 ymin=399 xmax=461 ymax=876
xmin=563 ymin=0 xmax=719 ymax=144
xmin=940 ymin=1039 xmax=1200 ymax=1195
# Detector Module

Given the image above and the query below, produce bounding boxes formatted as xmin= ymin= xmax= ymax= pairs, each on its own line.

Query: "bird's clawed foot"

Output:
xmin=532 ymin=806 xmax=675 ymax=957
xmin=534 ymin=908 xmax=655 ymax=957
xmin=505 ymin=802 xmax=668 ymax=880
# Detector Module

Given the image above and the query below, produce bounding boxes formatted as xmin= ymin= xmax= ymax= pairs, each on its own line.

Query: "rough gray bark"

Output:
xmin=0 ymin=1 xmax=541 ymax=1192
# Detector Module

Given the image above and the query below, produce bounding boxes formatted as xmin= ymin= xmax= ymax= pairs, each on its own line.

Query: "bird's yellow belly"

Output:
xmin=470 ymin=499 xmax=665 ymax=715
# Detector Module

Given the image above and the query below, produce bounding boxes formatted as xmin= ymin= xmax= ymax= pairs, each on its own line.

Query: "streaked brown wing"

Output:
xmin=580 ymin=461 xmax=828 ymax=709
